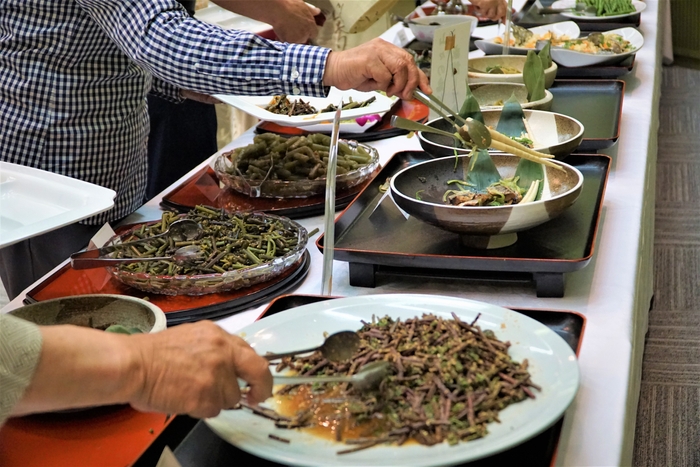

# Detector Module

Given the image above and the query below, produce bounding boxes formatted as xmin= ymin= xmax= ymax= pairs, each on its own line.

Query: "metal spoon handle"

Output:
xmin=273 ymin=374 xmax=354 ymax=385
xmin=71 ymin=255 xmax=173 ymax=269
xmin=264 ymin=346 xmax=320 ymax=361
xmin=391 ymin=116 xmax=461 ymax=139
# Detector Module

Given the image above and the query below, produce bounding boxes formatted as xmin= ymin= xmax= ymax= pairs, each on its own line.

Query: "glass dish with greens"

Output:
xmin=214 ymin=133 xmax=379 ymax=198
xmin=105 ymin=206 xmax=307 ymax=296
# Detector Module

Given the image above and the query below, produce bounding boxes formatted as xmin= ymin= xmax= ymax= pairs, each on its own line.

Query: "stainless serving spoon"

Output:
xmin=273 ymin=361 xmax=391 ymax=392
xmin=263 ymin=330 xmax=361 ymax=363
xmin=70 ymin=245 xmax=204 ymax=269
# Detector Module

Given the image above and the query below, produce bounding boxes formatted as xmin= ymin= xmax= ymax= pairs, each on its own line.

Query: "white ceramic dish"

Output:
xmin=214 ymin=88 xmax=395 ymax=132
xmin=0 ymin=162 xmax=116 ymax=248
xmin=475 ymin=21 xmax=580 ymax=55
xmin=408 ymin=14 xmax=478 ymax=43
xmin=549 ymin=27 xmax=644 ymax=67
xmin=469 ymin=83 xmax=554 ymax=111
xmin=550 ymin=0 xmax=646 ymax=20
xmin=467 ymin=55 xmax=558 ymax=88
xmin=206 ymin=294 xmax=580 ymax=466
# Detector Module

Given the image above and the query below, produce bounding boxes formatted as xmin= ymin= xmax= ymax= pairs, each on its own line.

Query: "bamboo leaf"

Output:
xmin=538 ymin=41 xmax=553 ymax=70
xmin=464 ymin=148 xmax=501 ymax=192
xmin=496 ymin=94 xmax=527 ymax=138
xmin=514 ymin=159 xmax=544 ymax=198
xmin=459 ymin=82 xmax=484 ymax=123
xmin=523 ymin=50 xmax=546 ymax=102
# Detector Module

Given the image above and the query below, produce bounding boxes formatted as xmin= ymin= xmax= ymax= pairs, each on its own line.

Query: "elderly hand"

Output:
xmin=323 ymin=38 xmax=432 ymax=100
xmin=130 ymin=321 xmax=272 ymax=417
xmin=471 ymin=0 xmax=508 ymax=21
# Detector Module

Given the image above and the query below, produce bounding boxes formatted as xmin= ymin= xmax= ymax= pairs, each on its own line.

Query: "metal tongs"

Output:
xmin=407 ymin=90 xmax=562 ymax=170
xmin=320 ymin=101 xmax=343 ymax=295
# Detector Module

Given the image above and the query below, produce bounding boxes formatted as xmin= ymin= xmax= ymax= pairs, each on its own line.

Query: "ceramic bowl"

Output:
xmin=474 ymin=21 xmax=580 ymax=56
xmin=549 ymin=27 xmax=644 ymax=67
xmin=390 ymin=154 xmax=583 ymax=248
xmin=418 ymin=110 xmax=584 ymax=160
xmin=469 ymin=83 xmax=553 ymax=111
xmin=10 ymin=294 xmax=167 ymax=333
xmin=407 ymin=14 xmax=478 ymax=44
xmin=468 ymin=55 xmax=558 ymax=88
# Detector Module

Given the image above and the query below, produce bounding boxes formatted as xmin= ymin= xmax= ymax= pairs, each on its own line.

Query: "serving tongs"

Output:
xmin=320 ymin=101 xmax=343 ymax=295
xmin=403 ymin=90 xmax=562 ymax=170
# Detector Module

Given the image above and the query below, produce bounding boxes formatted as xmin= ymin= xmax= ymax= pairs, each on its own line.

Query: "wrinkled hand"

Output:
xmin=471 ymin=0 xmax=507 ymax=21
xmin=323 ymin=38 xmax=431 ymax=100
xmin=129 ymin=321 xmax=272 ymax=418
xmin=268 ymin=0 xmax=321 ymax=44
xmin=181 ymin=90 xmax=221 ymax=105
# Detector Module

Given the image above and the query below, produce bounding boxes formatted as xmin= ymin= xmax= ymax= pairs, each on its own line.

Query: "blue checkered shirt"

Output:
xmin=0 ymin=0 xmax=330 ymax=225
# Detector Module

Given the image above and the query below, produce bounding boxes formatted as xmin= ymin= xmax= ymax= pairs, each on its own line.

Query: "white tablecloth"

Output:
xmin=2 ymin=1 xmax=663 ymax=465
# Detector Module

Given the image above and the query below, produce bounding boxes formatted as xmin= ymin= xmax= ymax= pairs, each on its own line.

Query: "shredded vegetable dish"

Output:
xmin=251 ymin=314 xmax=539 ymax=454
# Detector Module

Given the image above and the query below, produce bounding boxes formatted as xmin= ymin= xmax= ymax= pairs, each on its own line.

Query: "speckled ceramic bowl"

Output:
xmin=418 ymin=110 xmax=584 ymax=160
xmin=468 ymin=55 xmax=558 ymax=88
xmin=390 ymin=154 xmax=583 ymax=248
xmin=469 ymin=83 xmax=553 ymax=111
xmin=10 ymin=294 xmax=167 ymax=333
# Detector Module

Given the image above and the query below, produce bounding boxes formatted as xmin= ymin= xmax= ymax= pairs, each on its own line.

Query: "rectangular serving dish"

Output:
xmin=549 ymin=79 xmax=625 ymax=151
xmin=514 ymin=0 xmax=641 ymax=30
xmin=555 ymin=54 xmax=635 ymax=79
xmin=170 ymin=294 xmax=586 ymax=467
xmin=317 ymin=151 xmax=610 ymax=297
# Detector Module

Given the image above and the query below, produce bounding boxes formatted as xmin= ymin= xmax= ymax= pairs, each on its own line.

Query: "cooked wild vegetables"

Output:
xmin=110 ymin=206 xmax=302 ymax=276
xmin=221 ymin=133 xmax=375 ymax=181
xmin=262 ymin=313 xmax=538 ymax=453
xmin=265 ymin=94 xmax=376 ymax=116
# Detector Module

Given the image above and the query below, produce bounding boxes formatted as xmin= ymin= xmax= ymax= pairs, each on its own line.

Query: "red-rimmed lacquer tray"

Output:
xmin=171 ymin=294 xmax=586 ymax=467
xmin=160 ymin=166 xmax=375 ymax=219
xmin=255 ymin=98 xmax=429 ymax=143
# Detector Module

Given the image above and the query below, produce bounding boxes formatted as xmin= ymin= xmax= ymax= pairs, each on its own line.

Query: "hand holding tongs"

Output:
xmin=407 ymin=89 xmax=563 ymax=170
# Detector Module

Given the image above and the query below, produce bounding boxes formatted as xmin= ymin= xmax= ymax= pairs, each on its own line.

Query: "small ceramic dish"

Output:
xmin=214 ymin=141 xmax=379 ymax=199
xmin=550 ymin=0 xmax=646 ymax=20
xmin=549 ymin=27 xmax=644 ymax=68
xmin=10 ymin=294 xmax=167 ymax=333
xmin=418 ymin=110 xmax=584 ymax=160
xmin=468 ymin=55 xmax=558 ymax=88
xmin=390 ymin=154 xmax=583 ymax=249
xmin=475 ymin=21 xmax=580 ymax=55
xmin=407 ymin=14 xmax=478 ymax=43
xmin=469 ymin=83 xmax=553 ymax=111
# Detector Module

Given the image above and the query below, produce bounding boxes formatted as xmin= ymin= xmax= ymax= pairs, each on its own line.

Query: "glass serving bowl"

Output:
xmin=213 ymin=140 xmax=379 ymax=199
xmin=105 ymin=213 xmax=308 ymax=296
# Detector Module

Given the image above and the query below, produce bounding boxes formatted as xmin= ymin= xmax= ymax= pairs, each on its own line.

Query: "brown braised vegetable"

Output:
xmin=222 ymin=133 xmax=374 ymax=181
xmin=266 ymin=95 xmax=318 ymax=116
xmin=110 ymin=206 xmax=302 ymax=277
xmin=265 ymin=313 xmax=538 ymax=453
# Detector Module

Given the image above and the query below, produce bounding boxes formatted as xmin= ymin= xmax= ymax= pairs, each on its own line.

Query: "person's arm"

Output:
xmin=471 ymin=0 xmax=507 ymax=21
xmin=215 ymin=0 xmax=321 ymax=44
xmin=11 ymin=321 xmax=272 ymax=419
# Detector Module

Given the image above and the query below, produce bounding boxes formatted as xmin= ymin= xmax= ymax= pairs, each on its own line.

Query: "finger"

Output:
xmin=386 ymin=67 xmax=408 ymax=98
xmin=366 ymin=62 xmax=393 ymax=92
xmin=417 ymin=70 xmax=432 ymax=95
xmin=222 ymin=370 xmax=242 ymax=411
xmin=230 ymin=338 xmax=272 ymax=405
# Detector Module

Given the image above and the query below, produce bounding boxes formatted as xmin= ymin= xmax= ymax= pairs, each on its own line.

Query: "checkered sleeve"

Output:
xmin=149 ymin=77 xmax=185 ymax=103
xmin=74 ymin=0 xmax=331 ymax=97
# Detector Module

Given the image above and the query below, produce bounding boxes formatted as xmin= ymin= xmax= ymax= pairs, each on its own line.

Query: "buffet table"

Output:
xmin=0 ymin=1 xmax=663 ymax=465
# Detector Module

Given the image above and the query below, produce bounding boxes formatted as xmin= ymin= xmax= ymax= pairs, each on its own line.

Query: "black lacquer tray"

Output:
xmin=514 ymin=0 xmax=641 ymax=30
xmin=170 ymin=294 xmax=585 ymax=467
xmin=550 ymin=79 xmax=624 ymax=151
xmin=317 ymin=151 xmax=610 ymax=297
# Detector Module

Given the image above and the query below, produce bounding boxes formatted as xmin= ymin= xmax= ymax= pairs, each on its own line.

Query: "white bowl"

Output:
xmin=549 ymin=27 xmax=644 ymax=67
xmin=408 ymin=15 xmax=478 ymax=44
xmin=468 ymin=55 xmax=558 ymax=88
xmin=551 ymin=0 xmax=646 ymax=20
xmin=469 ymin=83 xmax=553 ymax=111
xmin=475 ymin=21 xmax=580 ymax=55
xmin=10 ymin=294 xmax=167 ymax=334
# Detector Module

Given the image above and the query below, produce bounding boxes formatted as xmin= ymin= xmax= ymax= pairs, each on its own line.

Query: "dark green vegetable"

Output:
xmin=538 ymin=41 xmax=553 ymax=70
xmin=458 ymin=83 xmax=484 ymax=123
xmin=522 ymin=50 xmax=546 ymax=103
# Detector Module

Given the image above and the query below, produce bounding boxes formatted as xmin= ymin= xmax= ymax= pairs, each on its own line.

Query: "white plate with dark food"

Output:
xmin=550 ymin=0 xmax=646 ymax=20
xmin=0 ymin=162 xmax=116 ymax=248
xmin=475 ymin=21 xmax=580 ymax=55
xmin=549 ymin=27 xmax=644 ymax=67
xmin=214 ymin=88 xmax=396 ymax=133
xmin=206 ymin=294 xmax=580 ymax=466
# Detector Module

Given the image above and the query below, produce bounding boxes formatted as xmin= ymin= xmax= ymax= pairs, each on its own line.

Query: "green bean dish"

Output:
xmin=106 ymin=206 xmax=307 ymax=296
xmin=214 ymin=133 xmax=379 ymax=198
